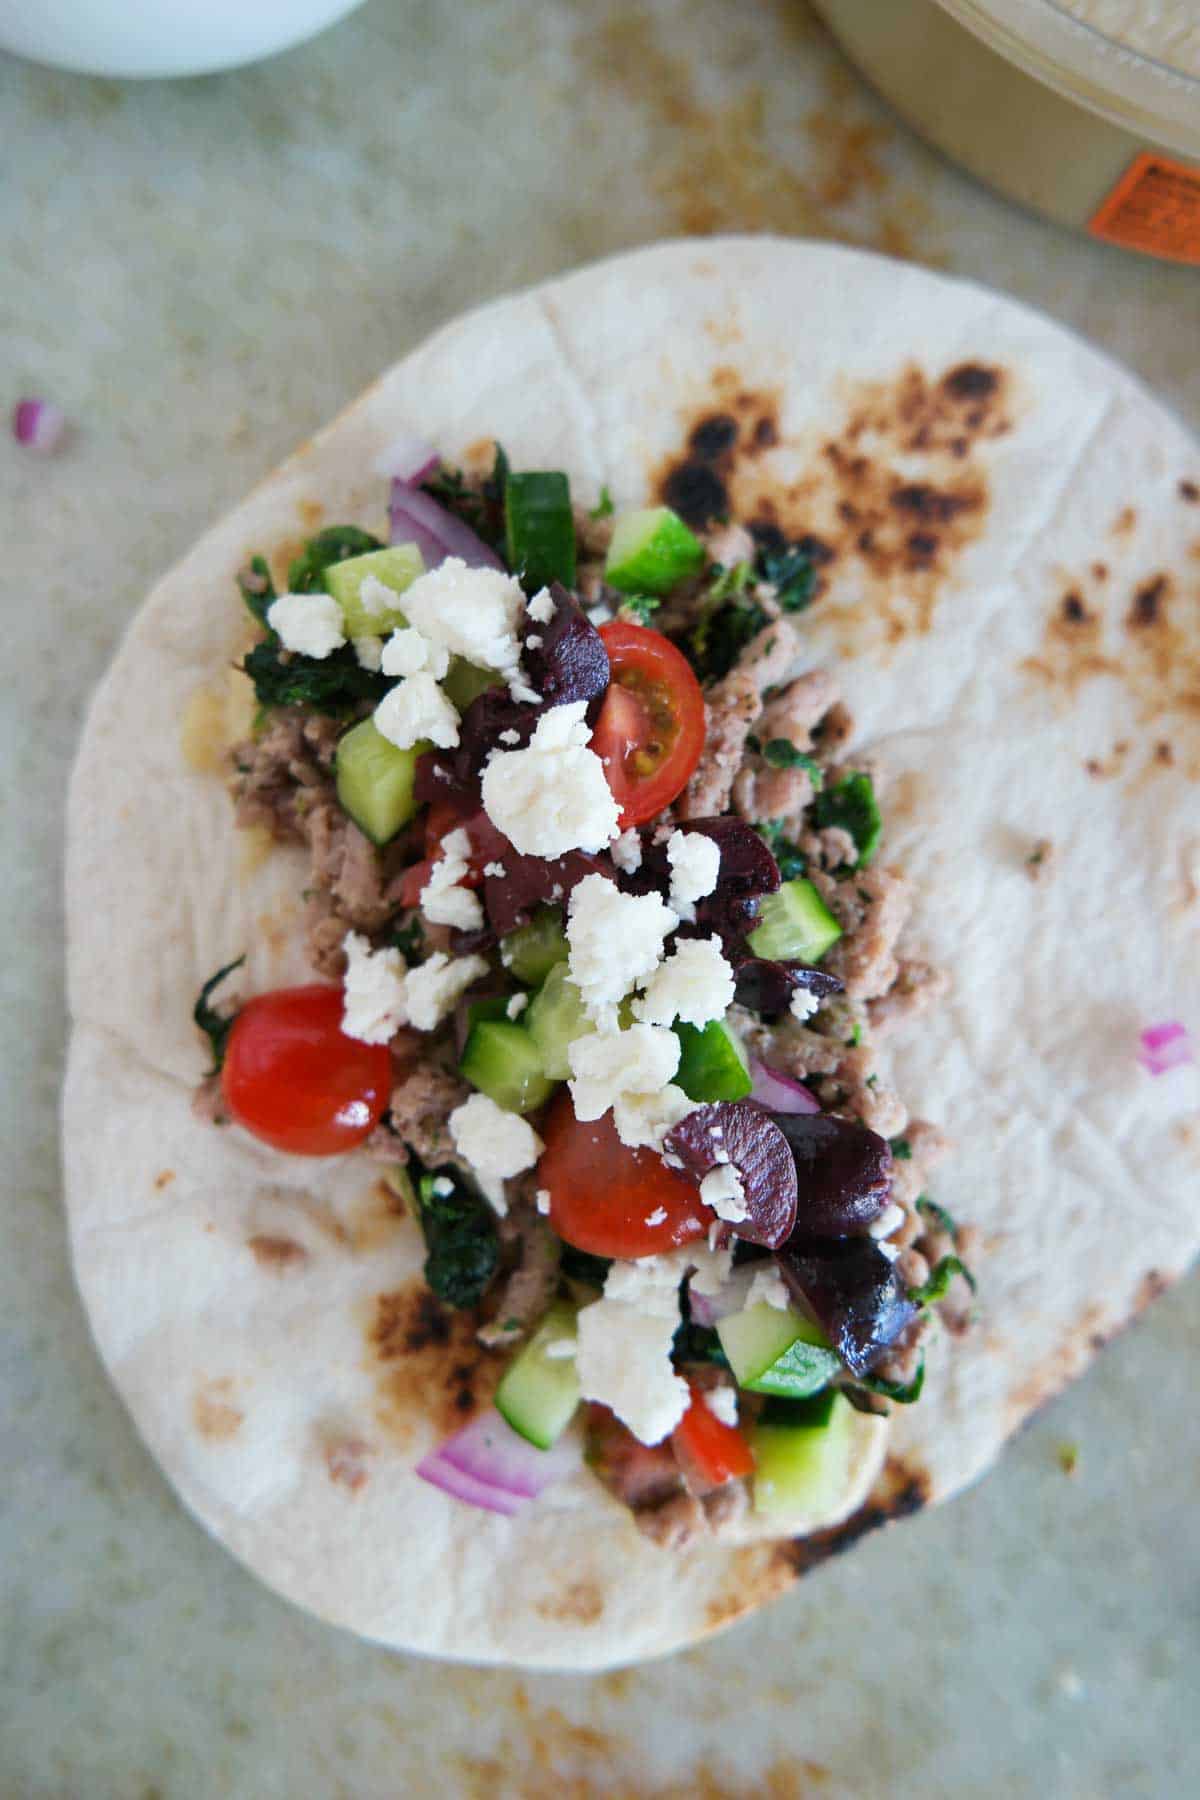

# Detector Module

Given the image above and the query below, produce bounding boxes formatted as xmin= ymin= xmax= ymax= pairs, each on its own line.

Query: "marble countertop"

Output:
xmin=2 ymin=2 xmax=1196 ymax=1795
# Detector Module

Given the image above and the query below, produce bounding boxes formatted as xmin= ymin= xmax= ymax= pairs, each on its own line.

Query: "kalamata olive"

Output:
xmin=776 ymin=1237 xmax=918 ymax=1378
xmin=773 ymin=1111 xmax=892 ymax=1235
xmin=732 ymin=957 xmax=843 ymax=1020
xmin=663 ymin=1101 xmax=798 ymax=1248
xmin=618 ymin=816 xmax=781 ymax=949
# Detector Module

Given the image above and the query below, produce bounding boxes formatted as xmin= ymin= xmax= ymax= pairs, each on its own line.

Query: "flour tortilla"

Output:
xmin=64 ymin=237 xmax=1200 ymax=1669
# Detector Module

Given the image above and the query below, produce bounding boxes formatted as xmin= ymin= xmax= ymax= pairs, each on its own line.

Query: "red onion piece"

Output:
xmin=12 ymin=398 xmax=66 ymax=455
xmin=749 ymin=1056 xmax=820 ymax=1115
xmin=389 ymin=478 xmax=503 ymax=570
xmin=1138 ymin=1021 xmax=1192 ymax=1075
xmin=431 ymin=1406 xmax=576 ymax=1502
xmin=415 ymin=1451 xmax=527 ymax=1515
xmin=374 ymin=429 xmax=439 ymax=485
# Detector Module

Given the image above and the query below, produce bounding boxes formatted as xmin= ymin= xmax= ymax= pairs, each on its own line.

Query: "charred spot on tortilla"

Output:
xmin=661 ymin=460 xmax=729 ymax=531
xmin=1061 ymin=592 xmax=1089 ymax=625
xmin=1181 ymin=480 xmax=1199 ymax=504
xmin=246 ymin=1233 xmax=309 ymax=1271
xmin=1127 ymin=574 xmax=1169 ymax=629
xmin=536 ymin=1579 xmax=605 ymax=1626
xmin=193 ymin=1379 xmax=244 ymax=1443
xmin=1113 ymin=506 xmax=1138 ymax=537
xmin=153 ymin=1169 xmax=175 ymax=1190
xmin=369 ymin=1283 xmax=503 ymax=1440
xmin=321 ymin=1428 xmax=374 ymax=1493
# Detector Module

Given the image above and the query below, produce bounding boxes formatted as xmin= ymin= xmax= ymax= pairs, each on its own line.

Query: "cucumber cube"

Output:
xmin=747 ymin=878 xmax=843 ymax=964
xmin=526 ymin=961 xmax=594 ymax=1081
xmin=500 ymin=908 xmax=569 ymax=985
xmin=325 ymin=544 xmax=424 ymax=637
xmin=674 ymin=1017 xmax=752 ymax=1102
xmin=751 ymin=1392 xmax=856 ymax=1521
xmin=717 ymin=1303 xmax=841 ymax=1397
xmin=605 ymin=506 xmax=705 ymax=595
xmin=495 ymin=1301 xmax=581 ymax=1448
xmin=441 ymin=658 xmax=502 ymax=712
xmin=459 ymin=1020 xmax=556 ymax=1115
xmin=505 ymin=471 xmax=576 ymax=591
xmin=335 ymin=718 xmax=426 ymax=846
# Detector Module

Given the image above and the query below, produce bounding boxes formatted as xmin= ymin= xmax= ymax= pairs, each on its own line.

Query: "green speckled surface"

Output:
xmin=1 ymin=3 xmax=1196 ymax=1795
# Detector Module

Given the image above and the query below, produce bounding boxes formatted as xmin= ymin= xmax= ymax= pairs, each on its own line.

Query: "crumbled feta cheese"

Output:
xmin=357 ymin=573 xmax=400 ymax=620
xmin=535 ymin=1187 xmax=552 ymax=1215
xmin=404 ymin=951 xmax=489 ymax=1032
xmin=575 ymin=1299 xmax=689 ymax=1445
xmin=686 ymin=1242 xmax=735 ymax=1295
xmin=525 ymin=633 xmax=543 ymax=650
xmin=482 ymin=705 xmax=621 ymax=859
xmin=398 ymin=557 xmax=526 ymax=674
xmin=878 ymin=1239 xmax=901 ymax=1263
xmin=568 ymin=1024 xmax=680 ymax=1141
xmin=374 ymin=671 xmax=460 ymax=750
xmin=567 ymin=873 xmax=677 ymax=1027
xmin=497 ymin=730 xmax=520 ymax=748
xmin=431 ymin=1176 xmax=455 ymax=1197
xmin=708 ymin=1221 xmax=724 ymax=1252
xmin=613 ymin=1081 xmax=696 ymax=1152
xmin=449 ymin=1092 xmax=543 ymax=1215
xmin=790 ymin=986 xmax=821 ymax=1023
xmin=632 ymin=935 xmax=735 ymax=1029
xmin=483 ymin=860 xmax=507 ymax=878
xmin=542 ymin=1338 xmax=577 ymax=1361
xmin=340 ymin=932 xmax=408 ymax=1044
xmin=587 ymin=603 xmax=613 ymax=625
xmin=505 ymin=992 xmax=528 ymax=1019
xmin=609 ymin=827 xmax=644 ymax=875
xmin=700 ymin=1163 xmax=748 ymax=1223
xmin=380 ymin=625 xmax=449 ymax=680
xmin=746 ymin=1265 xmax=791 ymax=1311
xmin=526 ymin=587 xmax=556 ymax=624
xmin=353 ymin=635 xmax=384 ymax=672
xmin=704 ymin=1386 xmax=739 ymax=1427
xmin=508 ymin=675 xmax=541 ymax=705
xmin=666 ymin=829 xmax=721 ymax=922
xmin=604 ymin=1254 xmax=688 ymax=1319
xmin=645 ymin=1206 xmax=667 ymax=1227
xmin=267 ymin=592 xmax=345 ymax=659
xmin=869 ymin=1202 xmax=906 ymax=1240
xmin=419 ymin=829 xmax=484 ymax=931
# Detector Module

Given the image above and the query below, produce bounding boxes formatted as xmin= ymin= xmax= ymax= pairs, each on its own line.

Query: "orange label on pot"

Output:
xmin=1089 ymin=151 xmax=1200 ymax=264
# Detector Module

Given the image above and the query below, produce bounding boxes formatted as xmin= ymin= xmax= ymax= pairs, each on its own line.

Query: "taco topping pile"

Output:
xmin=196 ymin=443 xmax=975 ymax=1546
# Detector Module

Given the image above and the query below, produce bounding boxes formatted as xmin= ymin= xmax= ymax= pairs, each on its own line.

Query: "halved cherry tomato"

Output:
xmin=402 ymin=807 xmax=511 ymax=912
xmin=593 ymin=621 xmax=706 ymax=828
xmin=221 ymin=985 xmax=392 ymax=1156
xmin=673 ymin=1381 xmax=755 ymax=1485
xmin=537 ymin=1090 xmax=707 ymax=1258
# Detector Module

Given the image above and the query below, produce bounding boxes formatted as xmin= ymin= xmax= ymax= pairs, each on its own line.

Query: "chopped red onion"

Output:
xmin=374 ymin=429 xmax=439 ymax=486
xmin=415 ymin=1451 xmax=527 ymax=1516
xmin=12 ymin=398 xmax=66 ymax=455
xmin=1138 ymin=1021 xmax=1193 ymax=1076
xmin=749 ymin=1057 xmax=821 ymax=1115
xmin=389 ymin=478 xmax=503 ymax=571
xmin=415 ymin=1406 xmax=576 ymax=1513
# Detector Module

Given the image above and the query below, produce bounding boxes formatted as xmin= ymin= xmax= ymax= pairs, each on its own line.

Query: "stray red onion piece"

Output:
xmin=415 ymin=1406 xmax=576 ymax=1514
xmin=1137 ymin=1021 xmax=1193 ymax=1076
xmin=389 ymin=478 xmax=503 ymax=571
xmin=12 ymin=398 xmax=66 ymax=455
xmin=749 ymin=1056 xmax=821 ymax=1115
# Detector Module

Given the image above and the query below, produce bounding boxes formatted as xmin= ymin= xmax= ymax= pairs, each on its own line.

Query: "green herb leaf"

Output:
xmin=237 ymin=555 xmax=276 ymax=628
xmin=589 ymin=486 xmax=614 ymax=520
xmin=757 ymin=542 xmax=817 ymax=613
xmin=890 ymin=1136 xmax=912 ymax=1161
xmin=671 ymin=1319 xmax=730 ymax=1369
xmin=388 ymin=917 xmax=426 ymax=967
xmin=754 ymin=819 xmax=807 ymax=882
xmin=762 ymin=739 xmax=825 ymax=786
xmin=241 ymin=638 xmax=390 ymax=716
xmin=621 ymin=593 xmax=661 ymax=625
xmin=421 ymin=446 xmax=509 ymax=553
xmin=415 ymin=1167 xmax=499 ymax=1310
xmin=916 ymin=1194 xmax=958 ymax=1236
xmin=857 ymin=1356 xmax=927 ymax=1405
xmin=193 ymin=956 xmax=245 ymax=1076
xmin=813 ymin=771 xmax=882 ymax=866
xmin=908 ymin=1255 xmax=976 ymax=1307
xmin=287 ymin=525 xmax=382 ymax=594
xmin=683 ymin=561 xmax=763 ymax=682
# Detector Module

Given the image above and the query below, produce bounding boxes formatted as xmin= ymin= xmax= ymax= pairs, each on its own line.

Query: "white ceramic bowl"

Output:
xmin=0 ymin=0 xmax=366 ymax=79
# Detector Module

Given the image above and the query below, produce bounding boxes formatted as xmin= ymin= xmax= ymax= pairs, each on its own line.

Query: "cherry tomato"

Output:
xmin=537 ymin=1091 xmax=707 ymax=1258
xmin=593 ymin=621 xmax=706 ymax=828
xmin=221 ymin=985 xmax=392 ymax=1156
xmin=673 ymin=1381 xmax=755 ymax=1485
xmin=404 ymin=806 xmax=510 ymax=911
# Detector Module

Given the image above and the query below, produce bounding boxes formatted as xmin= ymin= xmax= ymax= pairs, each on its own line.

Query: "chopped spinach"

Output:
xmin=589 ymin=486 xmax=614 ymax=520
xmin=814 ymin=771 xmax=882 ymax=867
xmin=388 ymin=917 xmax=426 ymax=966
xmin=890 ymin=1136 xmax=913 ymax=1161
xmin=237 ymin=555 xmax=276 ymax=628
xmin=559 ymin=1245 xmax=612 ymax=1288
xmin=762 ymin=739 xmax=824 ymax=787
xmin=287 ymin=525 xmax=382 ymax=594
xmin=916 ymin=1195 xmax=959 ymax=1237
xmin=671 ymin=1319 xmax=730 ymax=1369
xmin=908 ymin=1255 xmax=976 ymax=1306
xmin=193 ymin=956 xmax=245 ymax=1076
xmin=416 ymin=1168 xmax=499 ymax=1310
xmin=682 ymin=560 xmax=765 ymax=683
xmin=755 ymin=819 xmax=807 ymax=882
xmin=620 ymin=593 xmax=661 ymax=626
xmin=421 ymin=443 xmax=509 ymax=553
xmin=242 ymin=637 xmax=390 ymax=716
xmin=857 ymin=1356 xmax=927 ymax=1405
xmin=757 ymin=541 xmax=817 ymax=613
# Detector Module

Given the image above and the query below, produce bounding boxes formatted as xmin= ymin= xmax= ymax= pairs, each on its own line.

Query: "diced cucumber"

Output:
xmin=505 ymin=471 xmax=576 ymax=591
xmin=442 ymin=658 xmax=502 ymax=713
xmin=717 ymin=1303 xmax=841 ymax=1398
xmin=747 ymin=878 xmax=843 ymax=964
xmin=750 ymin=1391 xmax=857 ymax=1521
xmin=500 ymin=907 xmax=569 ymax=985
xmin=335 ymin=719 xmax=426 ymax=846
xmin=674 ymin=1017 xmax=752 ymax=1103
xmin=465 ymin=993 xmax=511 ymax=1032
xmin=459 ymin=1020 xmax=556 ymax=1115
xmin=494 ymin=1301 xmax=581 ymax=1448
xmin=526 ymin=961 xmax=594 ymax=1081
xmin=605 ymin=506 xmax=705 ymax=595
xmin=324 ymin=544 xmax=424 ymax=636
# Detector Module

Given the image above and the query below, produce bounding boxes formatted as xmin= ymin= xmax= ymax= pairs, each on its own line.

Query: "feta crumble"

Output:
xmin=869 ymin=1202 xmax=906 ymax=1240
xmin=535 ymin=1187 xmax=552 ymax=1215
xmin=790 ymin=986 xmax=821 ymax=1023
xmin=587 ymin=603 xmax=614 ymax=625
xmin=482 ymin=861 xmax=507 ymax=878
xmin=341 ymin=932 xmax=407 ymax=1044
xmin=374 ymin=671 xmax=460 ymax=750
xmin=380 ymin=625 xmax=450 ymax=680
xmin=746 ymin=1265 xmax=791 ymax=1311
xmin=357 ymin=573 xmax=402 ymax=620
xmin=419 ymin=828 xmax=484 ymax=931
xmin=526 ymin=587 xmax=556 ymax=624
xmin=613 ymin=1081 xmax=696 ymax=1152
xmin=431 ymin=1175 xmax=455 ymax=1198
xmin=353 ymin=635 xmax=384 ymax=672
xmin=482 ymin=704 xmax=620 ymax=859
xmin=542 ymin=1338 xmax=577 ymax=1361
xmin=448 ymin=1092 xmax=543 ymax=1215
xmin=665 ymin=829 xmax=720 ymax=922
xmin=397 ymin=557 xmax=526 ymax=675
xmin=505 ymin=992 xmax=528 ymax=1019
xmin=267 ymin=592 xmax=346 ymax=660
xmin=497 ymin=729 xmax=520 ymax=747
xmin=633 ymin=935 xmax=735 ymax=1029
xmin=404 ymin=951 xmax=489 ymax=1032
xmin=604 ymin=1254 xmax=688 ymax=1319
xmin=704 ymin=1386 xmax=739 ymax=1427
xmin=575 ymin=1299 xmax=689 ymax=1445
xmin=700 ymin=1163 xmax=748 ymax=1223
xmin=685 ymin=1241 xmax=735 ymax=1296
xmin=567 ymin=1023 xmax=685 ymax=1150
xmin=645 ymin=1206 xmax=667 ymax=1227
xmin=566 ymin=873 xmax=677 ymax=1027
xmin=609 ymin=827 xmax=643 ymax=875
